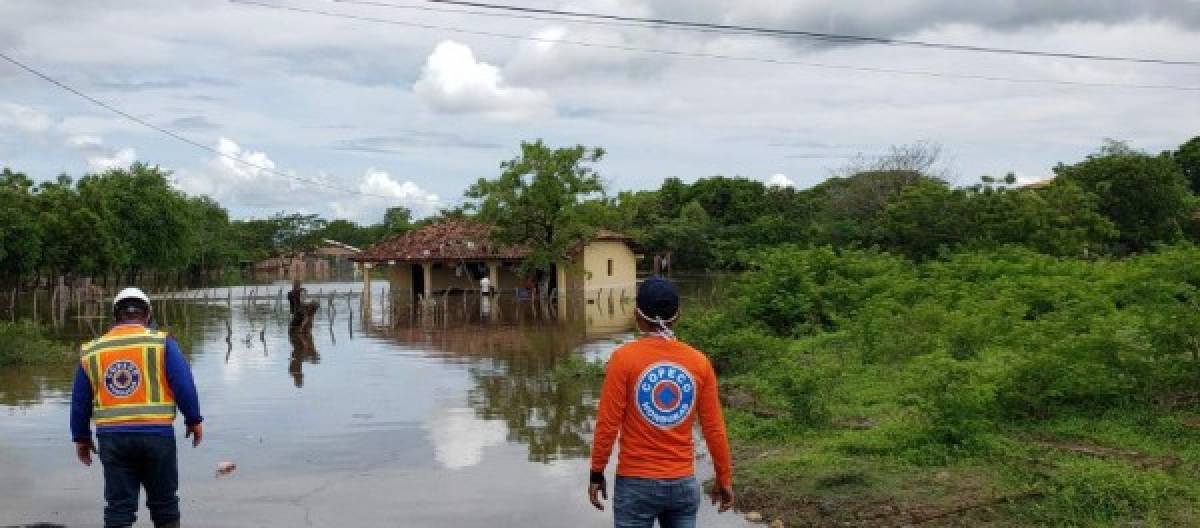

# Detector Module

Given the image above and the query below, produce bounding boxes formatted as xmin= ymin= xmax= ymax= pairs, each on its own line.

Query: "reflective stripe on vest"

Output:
xmin=80 ymin=327 xmax=177 ymax=426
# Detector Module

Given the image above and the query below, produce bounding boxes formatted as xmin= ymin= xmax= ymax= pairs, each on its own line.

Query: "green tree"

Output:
xmin=77 ymin=163 xmax=195 ymax=282
xmin=269 ymin=213 xmax=327 ymax=256
xmin=1054 ymin=141 xmax=1193 ymax=252
xmin=466 ymin=140 xmax=606 ymax=272
xmin=319 ymin=219 xmax=380 ymax=249
xmin=1173 ymin=136 xmax=1200 ymax=194
xmin=382 ymin=206 xmax=413 ymax=235
xmin=184 ymin=196 xmax=234 ymax=279
xmin=35 ymin=174 xmax=117 ymax=279
xmin=0 ymin=168 xmax=42 ymax=284
xmin=646 ymin=200 xmax=714 ymax=269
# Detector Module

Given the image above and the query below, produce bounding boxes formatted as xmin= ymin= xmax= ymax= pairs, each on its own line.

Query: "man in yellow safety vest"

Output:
xmin=70 ymin=287 xmax=204 ymax=528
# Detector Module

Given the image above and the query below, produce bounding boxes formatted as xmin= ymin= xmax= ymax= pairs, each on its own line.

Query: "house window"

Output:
xmin=607 ymin=259 xmax=613 ymax=276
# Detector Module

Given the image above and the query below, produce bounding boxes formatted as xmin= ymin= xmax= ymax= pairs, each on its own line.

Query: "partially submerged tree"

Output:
xmin=466 ymin=140 xmax=606 ymax=273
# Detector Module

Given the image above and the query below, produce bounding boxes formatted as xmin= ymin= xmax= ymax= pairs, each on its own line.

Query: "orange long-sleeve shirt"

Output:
xmin=590 ymin=337 xmax=733 ymax=487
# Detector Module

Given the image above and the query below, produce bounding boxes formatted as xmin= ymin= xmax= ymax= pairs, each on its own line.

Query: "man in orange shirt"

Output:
xmin=589 ymin=277 xmax=735 ymax=527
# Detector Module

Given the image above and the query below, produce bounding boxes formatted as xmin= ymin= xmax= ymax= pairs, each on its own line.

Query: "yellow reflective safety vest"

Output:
xmin=80 ymin=325 xmax=177 ymax=427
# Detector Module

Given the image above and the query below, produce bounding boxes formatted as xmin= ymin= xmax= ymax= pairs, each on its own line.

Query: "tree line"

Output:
xmin=581 ymin=136 xmax=1200 ymax=268
xmin=0 ymin=163 xmax=415 ymax=288
xmin=3 ymin=135 xmax=1197 ymax=287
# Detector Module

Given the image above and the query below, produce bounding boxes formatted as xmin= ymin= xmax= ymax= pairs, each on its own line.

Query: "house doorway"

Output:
xmin=411 ymin=263 xmax=425 ymax=299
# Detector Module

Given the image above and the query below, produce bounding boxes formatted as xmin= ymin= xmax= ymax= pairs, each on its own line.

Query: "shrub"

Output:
xmin=734 ymin=246 xmax=916 ymax=337
xmin=0 ymin=320 xmax=72 ymax=366
xmin=1031 ymin=458 xmax=1177 ymax=526
xmin=909 ymin=354 xmax=997 ymax=449
xmin=775 ymin=369 xmax=830 ymax=428
xmin=678 ymin=310 xmax=789 ymax=375
xmin=997 ymin=312 xmax=1148 ymax=419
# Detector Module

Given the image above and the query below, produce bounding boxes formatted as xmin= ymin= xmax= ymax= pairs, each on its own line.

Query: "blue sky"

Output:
xmin=2 ymin=0 xmax=1198 ymax=222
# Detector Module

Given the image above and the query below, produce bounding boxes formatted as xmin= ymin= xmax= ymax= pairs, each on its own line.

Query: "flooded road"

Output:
xmin=0 ymin=280 xmax=749 ymax=527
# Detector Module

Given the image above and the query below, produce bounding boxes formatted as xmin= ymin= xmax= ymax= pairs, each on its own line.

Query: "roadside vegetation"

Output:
xmin=0 ymin=320 xmax=74 ymax=366
xmin=654 ymin=137 xmax=1200 ymax=526
xmin=0 ymin=164 xmax=417 ymax=288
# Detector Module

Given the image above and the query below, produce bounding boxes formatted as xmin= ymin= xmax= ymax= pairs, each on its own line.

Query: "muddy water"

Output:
xmin=0 ymin=280 xmax=749 ymax=527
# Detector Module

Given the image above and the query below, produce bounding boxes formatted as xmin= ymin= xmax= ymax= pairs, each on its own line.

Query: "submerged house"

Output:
xmin=250 ymin=239 xmax=362 ymax=281
xmin=350 ymin=219 xmax=639 ymax=303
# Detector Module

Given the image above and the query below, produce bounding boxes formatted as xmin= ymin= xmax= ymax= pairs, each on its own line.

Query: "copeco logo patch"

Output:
xmin=635 ymin=362 xmax=696 ymax=429
xmin=104 ymin=360 xmax=141 ymax=397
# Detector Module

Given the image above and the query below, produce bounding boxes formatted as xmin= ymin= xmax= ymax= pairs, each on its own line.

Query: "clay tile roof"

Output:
xmin=351 ymin=219 xmax=529 ymax=263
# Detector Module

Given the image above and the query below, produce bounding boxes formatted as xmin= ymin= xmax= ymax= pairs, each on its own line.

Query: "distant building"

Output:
xmin=1019 ymin=177 xmax=1056 ymax=190
xmin=252 ymin=239 xmax=362 ymax=281
xmin=350 ymin=219 xmax=639 ymax=302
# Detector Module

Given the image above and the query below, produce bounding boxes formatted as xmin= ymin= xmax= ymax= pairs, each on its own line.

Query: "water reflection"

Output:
xmin=0 ymin=367 xmax=72 ymax=407
xmin=287 ymin=328 xmax=320 ymax=388
xmin=386 ymin=305 xmax=631 ymax=465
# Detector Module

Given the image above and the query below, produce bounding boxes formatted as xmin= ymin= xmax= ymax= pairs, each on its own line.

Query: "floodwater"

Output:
xmin=0 ymin=279 xmax=750 ymax=527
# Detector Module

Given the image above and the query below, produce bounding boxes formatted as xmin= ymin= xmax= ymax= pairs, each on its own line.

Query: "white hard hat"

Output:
xmin=113 ymin=287 xmax=152 ymax=311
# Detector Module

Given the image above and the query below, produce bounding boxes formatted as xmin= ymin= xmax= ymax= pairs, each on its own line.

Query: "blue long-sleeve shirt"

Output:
xmin=70 ymin=329 xmax=203 ymax=443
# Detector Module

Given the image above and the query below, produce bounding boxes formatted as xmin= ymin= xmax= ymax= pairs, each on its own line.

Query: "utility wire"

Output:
xmin=0 ymin=51 xmax=407 ymax=200
xmin=417 ymin=0 xmax=1200 ymax=67
xmin=231 ymin=0 xmax=1200 ymax=92
xmin=333 ymin=0 xmax=728 ymax=34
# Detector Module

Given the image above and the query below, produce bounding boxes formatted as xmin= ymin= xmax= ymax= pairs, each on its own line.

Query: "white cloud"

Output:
xmin=0 ymin=103 xmax=54 ymax=136
xmin=413 ymin=40 xmax=553 ymax=121
xmin=169 ymin=137 xmax=441 ymax=221
xmin=330 ymin=168 xmax=442 ymax=223
xmin=86 ymin=147 xmax=137 ymax=172
xmin=172 ymin=137 xmax=313 ymax=208
xmin=767 ymin=173 xmax=796 ymax=187
xmin=424 ymin=406 xmax=508 ymax=470
xmin=62 ymin=134 xmax=137 ymax=172
xmin=359 ymin=168 xmax=441 ymax=210
xmin=66 ymin=135 xmax=104 ymax=150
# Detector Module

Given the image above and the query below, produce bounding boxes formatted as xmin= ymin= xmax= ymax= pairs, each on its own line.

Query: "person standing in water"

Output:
xmin=70 ymin=287 xmax=203 ymax=528
xmin=588 ymin=277 xmax=735 ymax=527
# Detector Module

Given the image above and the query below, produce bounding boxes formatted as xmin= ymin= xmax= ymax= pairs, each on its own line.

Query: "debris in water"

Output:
xmin=215 ymin=460 xmax=237 ymax=477
xmin=744 ymin=511 xmax=764 ymax=523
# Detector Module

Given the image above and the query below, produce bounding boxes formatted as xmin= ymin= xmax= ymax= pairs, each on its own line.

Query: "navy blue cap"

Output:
xmin=636 ymin=276 xmax=679 ymax=320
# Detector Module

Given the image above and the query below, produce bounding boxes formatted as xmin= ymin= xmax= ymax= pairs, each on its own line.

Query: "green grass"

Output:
xmin=0 ymin=320 xmax=74 ymax=366
xmin=552 ymin=354 xmax=606 ymax=381
xmin=720 ymin=361 xmax=1200 ymax=527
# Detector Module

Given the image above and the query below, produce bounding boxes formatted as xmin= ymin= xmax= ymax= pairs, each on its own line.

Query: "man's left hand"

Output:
xmin=588 ymin=471 xmax=608 ymax=511
xmin=75 ymin=441 xmax=96 ymax=466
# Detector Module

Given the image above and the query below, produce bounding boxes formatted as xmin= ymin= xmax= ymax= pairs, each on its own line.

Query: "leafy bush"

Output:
xmin=677 ymin=310 xmax=789 ymax=375
xmin=909 ymin=354 xmax=997 ymax=449
xmin=733 ymin=246 xmax=916 ymax=337
xmin=1032 ymin=458 xmax=1178 ymax=526
xmin=0 ymin=320 xmax=72 ymax=365
xmin=774 ymin=368 xmax=830 ymax=428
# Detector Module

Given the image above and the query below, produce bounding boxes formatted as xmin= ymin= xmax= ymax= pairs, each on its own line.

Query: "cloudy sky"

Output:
xmin=2 ymin=0 xmax=1198 ymax=222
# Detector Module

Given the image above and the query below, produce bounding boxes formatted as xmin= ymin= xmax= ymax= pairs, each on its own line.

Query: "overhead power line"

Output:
xmin=231 ymin=1 xmax=1200 ymax=92
xmin=0 ymin=51 xmax=406 ymax=201
xmin=411 ymin=0 xmax=1200 ymax=67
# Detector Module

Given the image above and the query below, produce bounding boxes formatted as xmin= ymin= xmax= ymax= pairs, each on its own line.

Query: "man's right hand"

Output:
xmin=186 ymin=422 xmax=204 ymax=447
xmin=710 ymin=484 xmax=735 ymax=513
xmin=75 ymin=441 xmax=96 ymax=466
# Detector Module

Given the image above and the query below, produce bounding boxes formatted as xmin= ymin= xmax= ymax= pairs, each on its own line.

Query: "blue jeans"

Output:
xmin=614 ymin=476 xmax=700 ymax=528
xmin=97 ymin=434 xmax=180 ymax=528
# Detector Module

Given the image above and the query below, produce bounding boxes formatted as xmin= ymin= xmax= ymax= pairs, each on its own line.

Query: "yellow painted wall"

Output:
xmin=580 ymin=240 xmax=637 ymax=295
